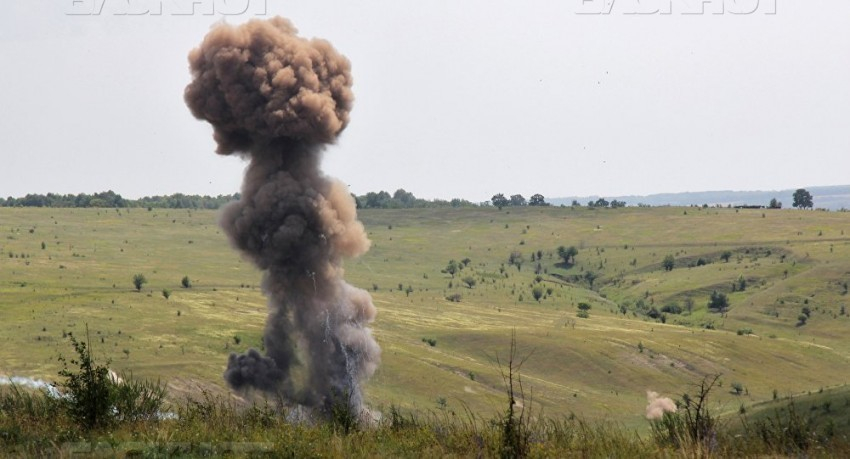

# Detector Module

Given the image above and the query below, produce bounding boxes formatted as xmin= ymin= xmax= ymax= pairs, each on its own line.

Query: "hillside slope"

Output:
xmin=1 ymin=206 xmax=849 ymax=428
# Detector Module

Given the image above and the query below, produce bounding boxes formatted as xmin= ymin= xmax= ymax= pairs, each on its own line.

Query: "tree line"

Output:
xmin=0 ymin=191 xmax=239 ymax=209
xmin=1 ymin=188 xmax=815 ymax=210
xmin=355 ymin=189 xmax=478 ymax=209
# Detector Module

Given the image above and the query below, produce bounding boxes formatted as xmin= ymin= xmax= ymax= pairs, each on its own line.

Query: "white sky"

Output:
xmin=1 ymin=1 xmax=848 ymax=202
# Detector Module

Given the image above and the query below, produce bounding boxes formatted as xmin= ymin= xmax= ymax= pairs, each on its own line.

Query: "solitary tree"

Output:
xmin=132 ymin=273 xmax=147 ymax=292
xmin=584 ymin=271 xmax=598 ymax=289
xmin=792 ymin=188 xmax=813 ymax=209
xmin=529 ymin=194 xmax=547 ymax=206
xmin=532 ymin=286 xmax=544 ymax=302
xmin=769 ymin=198 xmax=782 ymax=209
xmin=462 ymin=276 xmax=477 ymax=289
xmin=662 ymin=254 xmax=675 ymax=272
xmin=491 ymin=193 xmax=509 ymax=209
xmin=557 ymin=245 xmax=578 ymax=266
xmin=443 ymin=260 xmax=459 ymax=278
xmin=720 ymin=251 xmax=732 ymax=263
xmin=708 ymin=290 xmax=729 ymax=312
xmin=508 ymin=251 xmax=524 ymax=271
xmin=510 ymin=194 xmax=527 ymax=206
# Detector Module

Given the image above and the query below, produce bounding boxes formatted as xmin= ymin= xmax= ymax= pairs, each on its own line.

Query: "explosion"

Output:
xmin=185 ymin=17 xmax=380 ymax=414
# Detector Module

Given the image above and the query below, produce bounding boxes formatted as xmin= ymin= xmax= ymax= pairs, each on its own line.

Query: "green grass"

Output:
xmin=2 ymin=205 xmax=850 ymax=433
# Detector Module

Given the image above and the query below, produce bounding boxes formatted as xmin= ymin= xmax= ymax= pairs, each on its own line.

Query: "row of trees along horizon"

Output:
xmin=0 ymin=188 xmax=816 ymax=210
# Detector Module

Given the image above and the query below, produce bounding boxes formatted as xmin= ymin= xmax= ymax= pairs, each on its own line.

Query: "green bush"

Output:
xmin=56 ymin=327 xmax=167 ymax=430
xmin=132 ymin=273 xmax=147 ymax=292
xmin=57 ymin=329 xmax=116 ymax=430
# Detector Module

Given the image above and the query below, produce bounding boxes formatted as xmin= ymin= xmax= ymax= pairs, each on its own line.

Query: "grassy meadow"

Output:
xmin=2 ymin=205 xmax=850 ymax=436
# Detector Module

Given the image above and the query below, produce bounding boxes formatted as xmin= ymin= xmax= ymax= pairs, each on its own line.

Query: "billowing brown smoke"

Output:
xmin=646 ymin=390 xmax=677 ymax=420
xmin=184 ymin=17 xmax=380 ymax=414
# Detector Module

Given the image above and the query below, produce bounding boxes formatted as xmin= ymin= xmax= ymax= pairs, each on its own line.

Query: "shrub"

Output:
xmin=181 ymin=275 xmax=191 ymax=288
xmin=162 ymin=289 xmax=171 ymax=300
xmin=661 ymin=303 xmax=683 ymax=314
xmin=577 ymin=302 xmax=592 ymax=311
xmin=446 ymin=293 xmax=462 ymax=302
xmin=731 ymin=382 xmax=744 ymax=395
xmin=462 ymin=276 xmax=477 ymax=289
xmin=56 ymin=328 xmax=115 ymax=430
xmin=111 ymin=373 xmax=167 ymax=422
xmin=577 ymin=310 xmax=590 ymax=319
xmin=132 ymin=273 xmax=147 ymax=292
xmin=532 ymin=286 xmax=544 ymax=302
xmin=650 ymin=374 xmax=721 ymax=450
xmin=708 ymin=291 xmax=729 ymax=312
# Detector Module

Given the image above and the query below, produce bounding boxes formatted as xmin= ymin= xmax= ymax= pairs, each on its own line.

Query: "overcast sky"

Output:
xmin=1 ymin=1 xmax=848 ymax=202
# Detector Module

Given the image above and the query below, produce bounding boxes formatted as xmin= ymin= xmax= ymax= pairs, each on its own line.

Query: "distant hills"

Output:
xmin=549 ymin=185 xmax=850 ymax=210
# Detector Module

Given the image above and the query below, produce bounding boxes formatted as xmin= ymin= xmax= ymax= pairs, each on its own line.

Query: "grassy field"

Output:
xmin=2 ymin=205 xmax=849 ymax=431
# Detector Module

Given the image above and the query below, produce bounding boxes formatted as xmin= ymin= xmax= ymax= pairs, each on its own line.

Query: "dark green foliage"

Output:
xmin=529 ymin=194 xmax=547 ymax=206
xmin=583 ymin=271 xmax=598 ymax=289
xmin=54 ymin=327 xmax=167 ymax=431
xmin=161 ymin=289 xmax=171 ymax=300
xmin=508 ymin=251 xmax=524 ymax=271
xmin=443 ymin=259 xmax=459 ymax=278
xmin=181 ymin=275 xmax=191 ymax=288
xmin=731 ymin=382 xmax=744 ymax=395
xmin=111 ymin=374 xmax=167 ymax=422
xmin=556 ymin=245 xmax=578 ymax=265
xmin=492 ymin=193 xmax=509 ymax=209
xmin=532 ymin=286 xmax=544 ymax=302
xmin=662 ymin=254 xmax=675 ymax=271
xmin=358 ymin=189 xmax=476 ymax=209
xmin=462 ymin=276 xmax=477 ymax=288
xmin=708 ymin=290 xmax=729 ymax=312
xmin=56 ymin=329 xmax=114 ymax=430
xmin=577 ymin=302 xmax=591 ymax=311
xmin=0 ymin=191 xmax=238 ymax=209
xmin=792 ymin=188 xmax=814 ymax=209
xmin=421 ymin=338 xmax=437 ymax=347
xmin=661 ymin=303 xmax=683 ymax=314
xmin=132 ymin=273 xmax=147 ymax=292
xmin=750 ymin=402 xmax=818 ymax=453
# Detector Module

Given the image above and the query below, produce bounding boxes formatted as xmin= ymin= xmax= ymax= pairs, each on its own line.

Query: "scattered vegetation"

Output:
xmin=132 ymin=273 xmax=147 ymax=292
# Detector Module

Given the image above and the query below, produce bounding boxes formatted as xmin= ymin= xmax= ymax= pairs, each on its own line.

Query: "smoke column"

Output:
xmin=645 ymin=390 xmax=677 ymax=420
xmin=184 ymin=17 xmax=380 ymax=414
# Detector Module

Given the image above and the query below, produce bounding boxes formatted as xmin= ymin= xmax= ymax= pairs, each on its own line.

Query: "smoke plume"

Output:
xmin=645 ymin=390 xmax=677 ymax=420
xmin=184 ymin=17 xmax=379 ymax=414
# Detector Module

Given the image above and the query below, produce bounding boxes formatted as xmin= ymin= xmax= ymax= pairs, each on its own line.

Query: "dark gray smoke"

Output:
xmin=184 ymin=17 xmax=379 ymax=414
